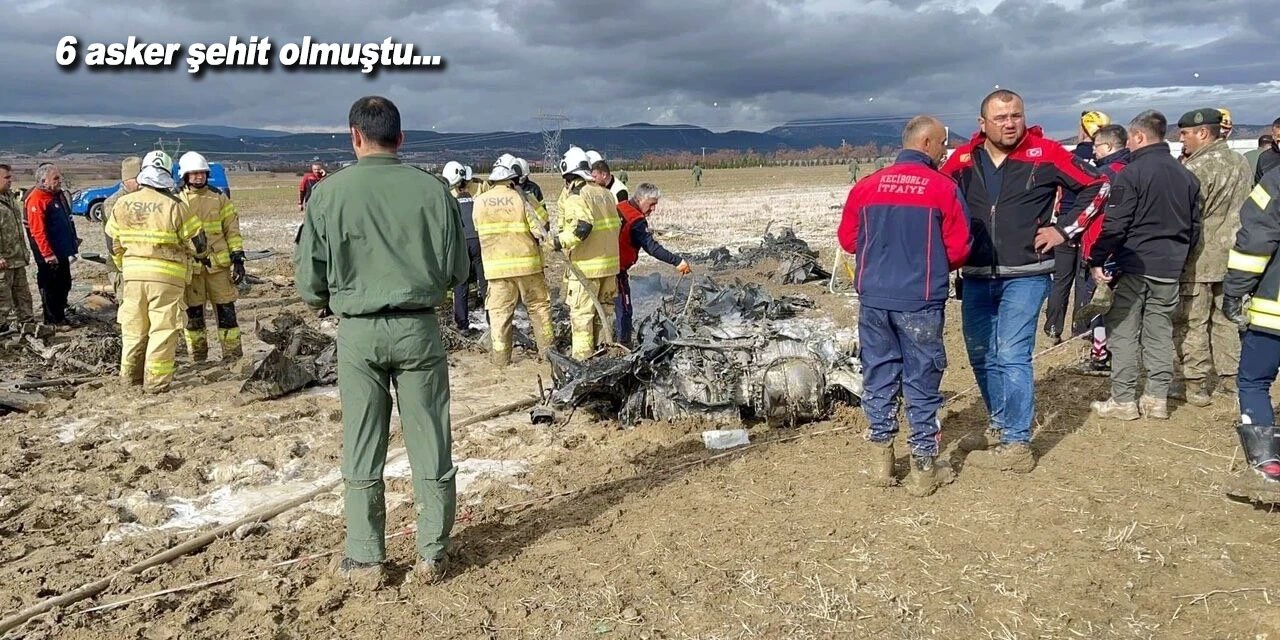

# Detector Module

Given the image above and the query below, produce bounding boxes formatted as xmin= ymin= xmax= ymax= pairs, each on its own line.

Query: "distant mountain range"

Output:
xmin=0 ymin=118 xmax=1270 ymax=164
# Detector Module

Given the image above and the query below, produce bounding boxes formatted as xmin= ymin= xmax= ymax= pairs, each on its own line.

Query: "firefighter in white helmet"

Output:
xmin=555 ymin=145 xmax=621 ymax=360
xmin=177 ymin=151 xmax=246 ymax=362
xmin=512 ymin=157 xmax=547 ymax=222
xmin=106 ymin=150 xmax=206 ymax=392
xmin=475 ymin=155 xmax=554 ymax=364
xmin=443 ymin=160 xmax=486 ymax=332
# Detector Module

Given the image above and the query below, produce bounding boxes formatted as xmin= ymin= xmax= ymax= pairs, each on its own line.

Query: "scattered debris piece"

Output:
xmin=240 ymin=313 xmax=336 ymax=400
xmin=687 ymin=226 xmax=830 ymax=284
xmin=702 ymin=429 xmax=750 ymax=450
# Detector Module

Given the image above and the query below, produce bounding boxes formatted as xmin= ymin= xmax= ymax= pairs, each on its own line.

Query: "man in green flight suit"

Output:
xmin=294 ymin=96 xmax=470 ymax=586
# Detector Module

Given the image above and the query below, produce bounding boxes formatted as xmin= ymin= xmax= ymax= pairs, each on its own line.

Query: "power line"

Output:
xmin=535 ymin=111 xmax=569 ymax=173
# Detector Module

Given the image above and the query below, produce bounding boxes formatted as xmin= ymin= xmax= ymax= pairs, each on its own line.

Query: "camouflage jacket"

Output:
xmin=1183 ymin=139 xmax=1252 ymax=282
xmin=0 ymin=189 xmax=29 ymax=266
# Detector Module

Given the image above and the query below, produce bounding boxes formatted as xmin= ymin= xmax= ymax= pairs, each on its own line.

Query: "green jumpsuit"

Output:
xmin=294 ymin=153 xmax=470 ymax=564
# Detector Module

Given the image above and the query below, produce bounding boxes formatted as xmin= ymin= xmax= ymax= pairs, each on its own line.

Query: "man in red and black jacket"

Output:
xmin=1073 ymin=124 xmax=1132 ymax=376
xmin=940 ymin=89 xmax=1108 ymax=474
xmin=25 ymin=163 xmax=80 ymax=326
xmin=298 ymin=162 xmax=326 ymax=211
xmin=838 ymin=116 xmax=971 ymax=497
xmin=615 ymin=183 xmax=690 ymax=345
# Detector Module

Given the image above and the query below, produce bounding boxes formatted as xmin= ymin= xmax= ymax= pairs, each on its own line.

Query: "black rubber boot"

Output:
xmin=1236 ymin=423 xmax=1280 ymax=482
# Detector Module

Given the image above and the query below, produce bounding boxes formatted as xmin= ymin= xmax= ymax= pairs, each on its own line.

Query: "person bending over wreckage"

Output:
xmin=839 ymin=115 xmax=971 ymax=497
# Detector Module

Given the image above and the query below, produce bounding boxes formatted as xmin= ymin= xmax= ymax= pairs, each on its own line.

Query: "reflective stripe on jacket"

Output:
xmin=106 ymin=187 xmax=201 ymax=286
xmin=474 ymin=183 xmax=543 ymax=279
xmin=180 ymin=185 xmax=242 ymax=272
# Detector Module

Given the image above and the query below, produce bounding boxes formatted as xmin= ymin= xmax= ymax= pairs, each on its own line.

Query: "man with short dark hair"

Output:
xmin=1245 ymin=135 xmax=1274 ymax=180
xmin=25 ymin=163 xmax=79 ymax=326
xmin=295 ymin=96 xmax=470 ymax=587
xmin=1255 ymin=118 xmax=1280 ymax=184
xmin=1171 ymin=108 xmax=1252 ymax=406
xmin=942 ymin=89 xmax=1109 ymax=472
xmin=840 ymin=115 xmax=970 ymax=496
xmin=298 ymin=162 xmax=326 ymax=212
xmin=1087 ymin=110 xmax=1200 ymax=420
xmin=1072 ymin=124 xmax=1132 ymax=375
xmin=0 ymin=164 xmax=33 ymax=324
xmin=591 ymin=159 xmax=629 ymax=202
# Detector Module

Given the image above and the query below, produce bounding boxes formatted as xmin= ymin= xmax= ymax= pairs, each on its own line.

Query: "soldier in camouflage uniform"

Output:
xmin=0 ymin=164 xmax=33 ymax=324
xmin=1174 ymin=108 xmax=1253 ymax=406
xmin=102 ymin=157 xmax=142 ymax=300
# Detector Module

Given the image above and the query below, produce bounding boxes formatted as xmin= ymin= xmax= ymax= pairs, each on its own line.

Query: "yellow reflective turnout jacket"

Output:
xmin=1226 ymin=170 xmax=1280 ymax=334
xmin=106 ymin=187 xmax=202 ymax=286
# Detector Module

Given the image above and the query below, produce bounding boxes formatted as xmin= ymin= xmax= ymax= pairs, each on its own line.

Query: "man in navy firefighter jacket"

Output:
xmin=838 ymin=115 xmax=971 ymax=498
xmin=940 ymin=89 xmax=1109 ymax=474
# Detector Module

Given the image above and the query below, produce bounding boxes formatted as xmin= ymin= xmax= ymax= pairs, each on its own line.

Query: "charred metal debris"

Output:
xmin=687 ymin=226 xmax=832 ymax=285
xmin=540 ymin=274 xmax=862 ymax=428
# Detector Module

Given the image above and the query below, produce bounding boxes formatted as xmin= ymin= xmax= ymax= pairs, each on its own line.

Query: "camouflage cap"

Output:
xmin=120 ymin=156 xmax=142 ymax=182
xmin=1177 ymin=108 xmax=1223 ymax=128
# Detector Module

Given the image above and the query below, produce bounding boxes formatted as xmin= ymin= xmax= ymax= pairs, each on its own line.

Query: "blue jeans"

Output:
xmin=859 ymin=306 xmax=947 ymax=456
xmin=1239 ymin=329 xmax=1280 ymax=426
xmin=961 ymin=274 xmax=1051 ymax=445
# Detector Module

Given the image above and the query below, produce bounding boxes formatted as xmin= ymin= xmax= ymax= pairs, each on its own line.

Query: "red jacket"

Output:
xmin=299 ymin=172 xmax=323 ymax=206
xmin=940 ymin=126 xmax=1108 ymax=278
xmin=24 ymin=188 xmax=77 ymax=261
xmin=838 ymin=150 xmax=971 ymax=311
xmin=617 ymin=199 xmax=682 ymax=272
xmin=1079 ymin=149 xmax=1131 ymax=261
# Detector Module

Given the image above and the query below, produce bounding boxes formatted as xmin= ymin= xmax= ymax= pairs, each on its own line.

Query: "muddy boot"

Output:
xmin=966 ymin=442 xmax=1036 ymax=473
xmin=1138 ymin=395 xmax=1169 ymax=420
xmin=332 ymin=557 xmax=386 ymax=589
xmin=1091 ymin=397 xmax=1139 ymax=421
xmin=905 ymin=456 xmax=954 ymax=497
xmin=1183 ymin=379 xmax=1212 ymax=407
xmin=1217 ymin=375 xmax=1238 ymax=396
xmin=1071 ymin=357 xmax=1111 ymax=377
xmin=957 ymin=429 xmax=1001 ymax=453
xmin=864 ymin=439 xmax=896 ymax=487
xmin=491 ymin=349 xmax=511 ymax=367
xmin=413 ymin=555 xmax=449 ymax=585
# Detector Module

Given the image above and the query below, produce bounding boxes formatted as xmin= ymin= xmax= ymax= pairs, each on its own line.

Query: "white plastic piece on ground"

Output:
xmin=702 ymin=429 xmax=750 ymax=450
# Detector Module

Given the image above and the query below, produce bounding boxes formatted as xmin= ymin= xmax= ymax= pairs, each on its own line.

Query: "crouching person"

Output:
xmin=837 ymin=116 xmax=971 ymax=496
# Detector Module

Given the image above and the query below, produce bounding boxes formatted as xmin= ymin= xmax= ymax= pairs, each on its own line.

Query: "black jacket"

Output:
xmin=941 ymin=127 xmax=1109 ymax=278
xmin=1256 ymin=147 xmax=1280 ymax=185
xmin=1088 ymin=142 xmax=1200 ymax=279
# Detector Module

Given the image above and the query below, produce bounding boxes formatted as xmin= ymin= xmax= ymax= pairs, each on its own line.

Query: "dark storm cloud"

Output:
xmin=0 ymin=0 xmax=1277 ymax=135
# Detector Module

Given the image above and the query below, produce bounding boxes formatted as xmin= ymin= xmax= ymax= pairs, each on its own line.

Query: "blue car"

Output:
xmin=70 ymin=162 xmax=231 ymax=222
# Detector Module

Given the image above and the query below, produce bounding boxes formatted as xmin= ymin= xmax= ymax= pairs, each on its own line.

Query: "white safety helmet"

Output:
xmin=463 ymin=165 xmax=475 ymax=182
xmin=490 ymin=154 xmax=520 ymax=182
xmin=178 ymin=151 xmax=210 ymax=179
xmin=442 ymin=160 xmax=466 ymax=187
xmin=560 ymin=146 xmax=592 ymax=180
xmin=514 ymin=157 xmax=531 ymax=179
xmin=143 ymin=150 xmax=173 ymax=173
xmin=585 ymin=150 xmax=604 ymax=166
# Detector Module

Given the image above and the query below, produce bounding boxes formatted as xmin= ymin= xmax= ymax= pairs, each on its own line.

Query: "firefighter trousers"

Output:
xmin=485 ymin=274 xmax=553 ymax=359
xmin=184 ymin=271 xmax=241 ymax=361
xmin=566 ymin=274 xmax=617 ymax=360
xmin=337 ymin=312 xmax=455 ymax=564
xmin=118 ymin=280 xmax=184 ymax=393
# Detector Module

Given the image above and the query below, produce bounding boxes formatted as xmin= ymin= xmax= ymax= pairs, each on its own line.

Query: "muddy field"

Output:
xmin=1 ymin=165 xmax=1277 ymax=639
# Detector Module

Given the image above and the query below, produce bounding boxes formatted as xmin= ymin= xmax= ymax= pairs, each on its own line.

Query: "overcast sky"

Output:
xmin=3 ymin=0 xmax=1278 ymax=137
